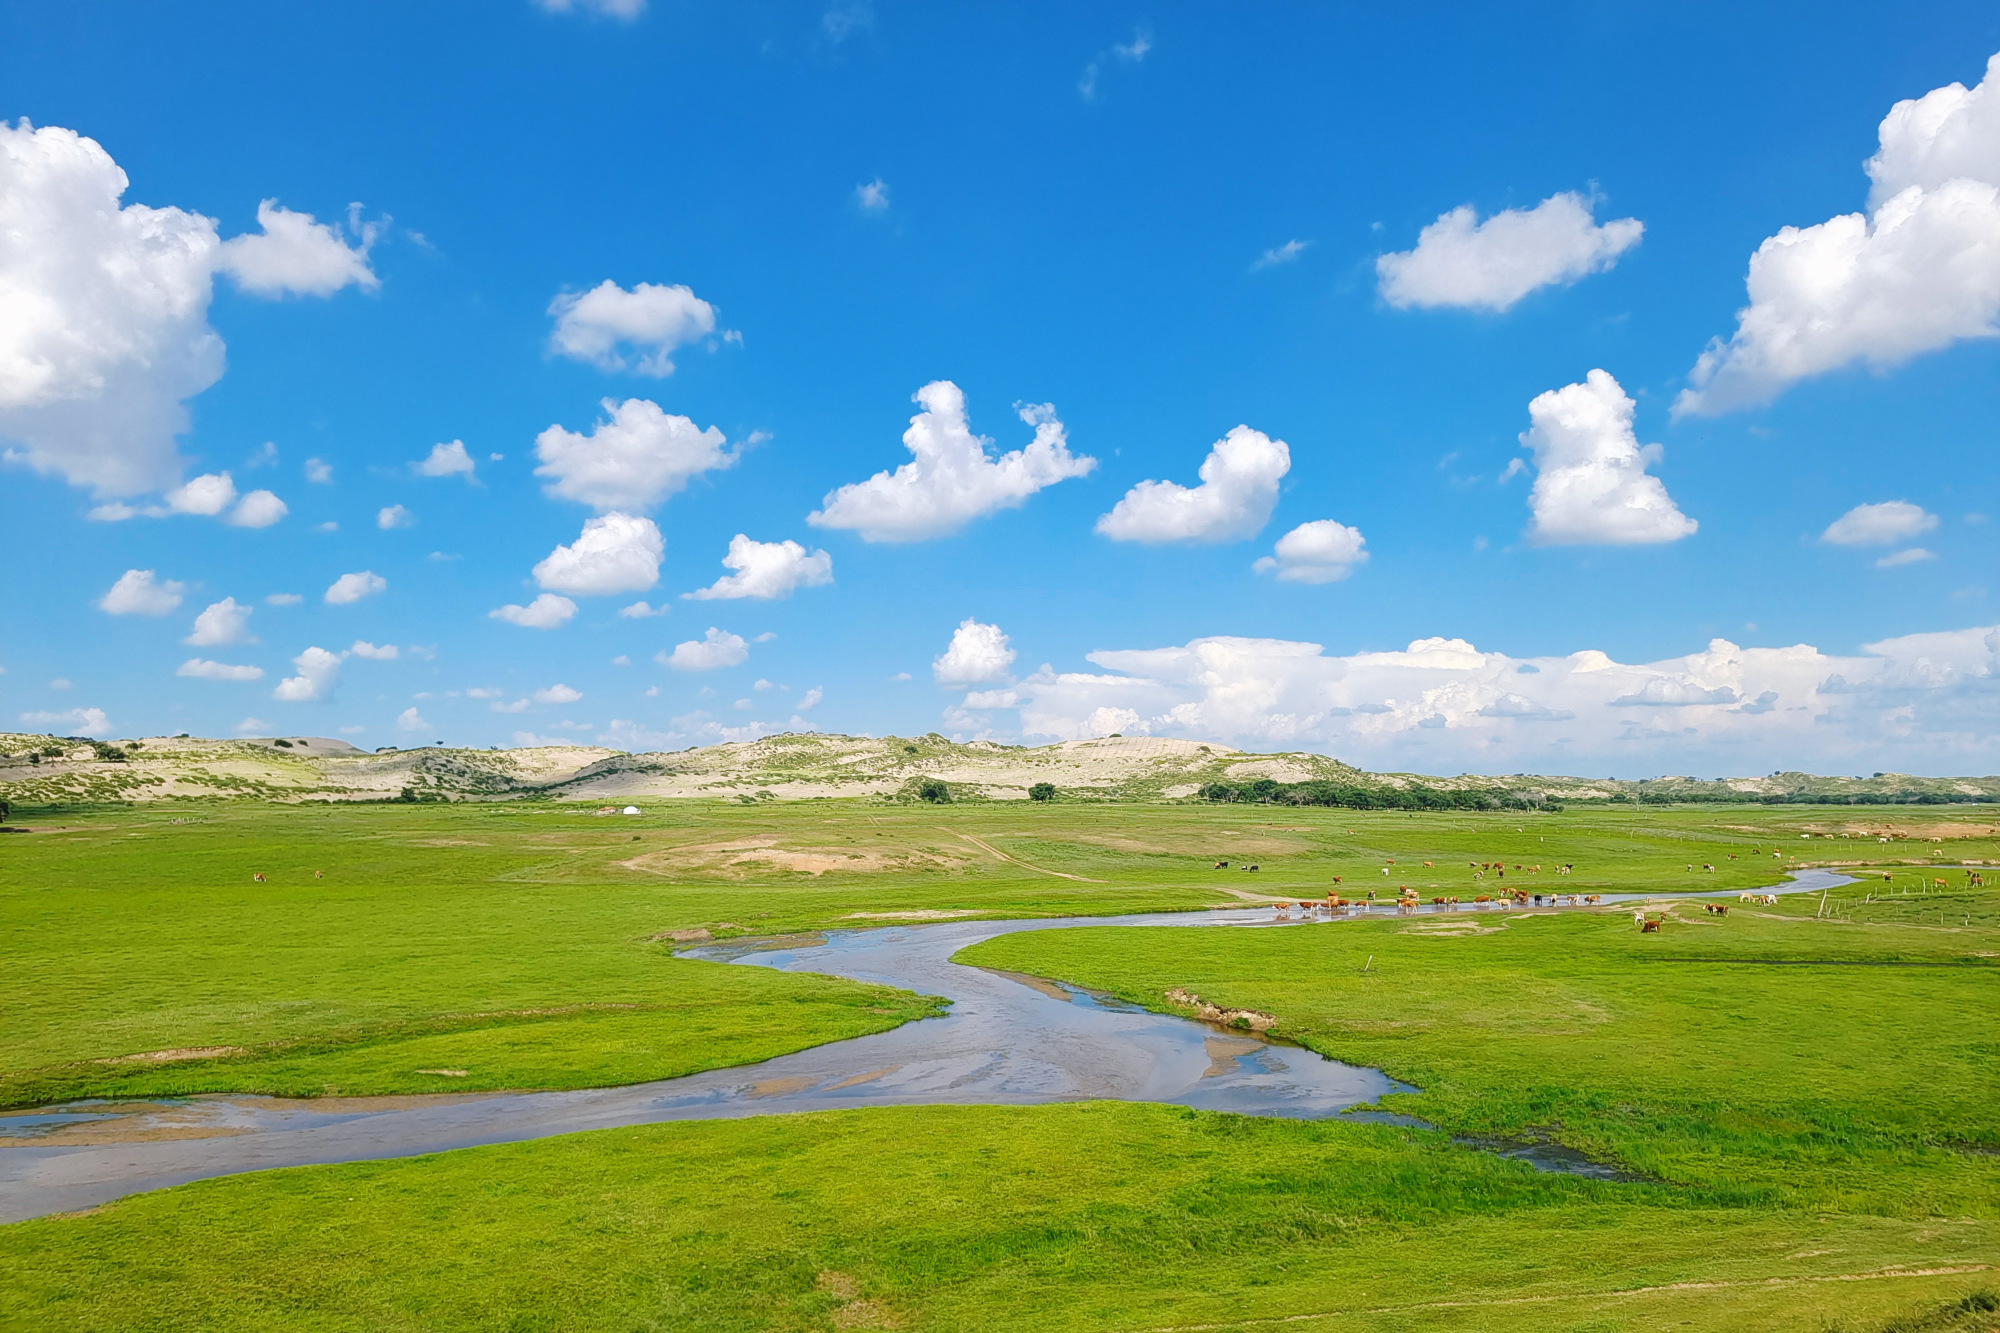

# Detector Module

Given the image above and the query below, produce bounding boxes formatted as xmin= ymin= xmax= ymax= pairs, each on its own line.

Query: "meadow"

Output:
xmin=1 ymin=797 xmax=1995 ymax=1330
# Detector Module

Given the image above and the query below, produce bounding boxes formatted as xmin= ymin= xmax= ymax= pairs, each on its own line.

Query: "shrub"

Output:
xmin=916 ymin=778 xmax=952 ymax=804
xmin=1028 ymin=782 xmax=1056 ymax=802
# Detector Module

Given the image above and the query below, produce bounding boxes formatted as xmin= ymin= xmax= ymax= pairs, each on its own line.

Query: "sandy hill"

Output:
xmin=0 ymin=730 xmax=1994 ymax=809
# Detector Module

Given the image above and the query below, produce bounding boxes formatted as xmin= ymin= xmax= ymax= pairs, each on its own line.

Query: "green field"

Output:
xmin=1 ymin=798 xmax=1996 ymax=1330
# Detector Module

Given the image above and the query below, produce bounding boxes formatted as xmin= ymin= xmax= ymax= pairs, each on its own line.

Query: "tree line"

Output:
xmin=1194 ymin=779 xmax=1559 ymax=812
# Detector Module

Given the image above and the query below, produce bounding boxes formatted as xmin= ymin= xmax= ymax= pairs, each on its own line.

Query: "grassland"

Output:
xmin=1 ymin=798 xmax=1996 ymax=1330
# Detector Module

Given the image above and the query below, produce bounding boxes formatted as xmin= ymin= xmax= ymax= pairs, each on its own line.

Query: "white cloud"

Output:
xmin=533 ymin=683 xmax=582 ymax=704
xmin=1001 ymin=624 xmax=2000 ymax=772
xmin=396 ymin=706 xmax=430 ymax=734
xmin=1096 ymin=426 xmax=1289 ymax=544
xmin=273 ymin=646 xmax=342 ymax=702
xmin=1867 ymin=53 xmax=2000 ymax=205
xmin=245 ymin=441 xmax=277 ymax=470
xmin=1822 ymin=500 xmax=1939 ymax=546
xmin=534 ymin=398 xmax=733 ymax=512
xmin=533 ymin=512 xmax=663 ymax=595
xmin=266 ymin=592 xmax=303 ymax=606
xmin=489 ymin=593 xmax=577 ymax=630
xmin=535 ymin=0 xmax=644 ymax=19
xmin=1254 ymin=519 xmax=1369 ymax=583
xmin=325 ymin=571 xmax=386 ymax=604
xmin=19 ymin=706 xmax=111 ymax=737
xmin=217 ymin=200 xmax=378 ymax=298
xmin=227 ymin=489 xmax=287 ymax=528
xmin=99 ymin=569 xmax=185 ymax=616
xmin=1678 ymin=54 xmax=2000 ymax=415
xmin=934 ymin=618 xmax=1015 ymax=685
xmin=165 ymin=471 xmax=237 ymax=515
xmin=811 ymin=382 xmax=1095 ymax=542
xmin=177 ymin=658 xmax=263 ymax=681
xmin=349 ymin=640 xmax=399 ymax=660
xmin=1376 ymin=192 xmax=1643 ymax=312
xmin=619 ymin=600 xmax=668 ymax=618
xmin=185 ymin=597 xmax=254 ymax=646
xmin=413 ymin=439 xmax=475 ymax=479
xmin=377 ymin=504 xmax=415 ymax=530
xmin=855 ymin=178 xmax=889 ymax=212
xmin=1877 ymin=547 xmax=1938 ymax=568
xmin=662 ymin=627 xmax=749 ymax=671
xmin=1252 ymin=239 xmax=1310 ymax=270
xmin=304 ymin=457 xmax=333 ymax=484
xmin=1518 ymin=369 xmax=1696 ymax=546
xmin=796 ymin=686 xmax=823 ymax=711
xmin=0 ymin=121 xmax=224 ymax=497
xmin=465 ymin=687 xmax=503 ymax=699
xmin=492 ymin=698 xmax=530 ymax=714
xmin=1080 ymin=27 xmax=1151 ymax=100
xmin=548 ymin=280 xmax=717 ymax=377
xmin=684 ymin=534 xmax=833 ymax=600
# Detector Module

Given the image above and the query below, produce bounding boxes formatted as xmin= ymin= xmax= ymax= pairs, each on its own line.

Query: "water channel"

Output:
xmin=0 ymin=871 xmax=1852 ymax=1223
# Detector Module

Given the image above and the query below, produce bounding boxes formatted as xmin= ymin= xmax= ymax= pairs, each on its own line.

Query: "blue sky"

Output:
xmin=3 ymin=1 xmax=1997 ymax=776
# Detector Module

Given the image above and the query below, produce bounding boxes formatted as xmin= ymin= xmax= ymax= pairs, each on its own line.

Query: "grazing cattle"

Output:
xmin=1970 ymin=873 xmax=1986 ymax=887
xmin=1704 ymin=903 xmax=1729 ymax=915
xmin=1432 ymin=896 xmax=1446 ymax=905
xmin=314 ymin=870 xmax=322 ymax=880
xmin=1584 ymin=894 xmax=1601 ymax=904
xmin=1703 ymin=864 xmax=1715 ymax=873
xmin=1381 ymin=867 xmax=1391 ymax=876
xmin=1386 ymin=859 xmax=1397 ymax=866
xmin=1475 ymin=895 xmax=1491 ymax=904
xmin=1422 ymin=861 xmax=1434 ymax=868
xmin=1933 ymin=878 xmax=1948 ymax=889
xmin=1727 ymin=854 xmax=1738 ymax=860
xmin=1640 ymin=918 xmax=1662 ymax=933
xmin=1447 ymin=896 xmax=1460 ymax=907
xmin=1214 ymin=860 xmax=1229 ymax=869
xmin=253 ymin=872 xmax=266 ymax=883
xmin=1248 ymin=865 xmax=1260 ymax=872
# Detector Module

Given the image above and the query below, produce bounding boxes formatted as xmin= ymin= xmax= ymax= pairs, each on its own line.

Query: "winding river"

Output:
xmin=0 ymin=872 xmax=1851 ymax=1223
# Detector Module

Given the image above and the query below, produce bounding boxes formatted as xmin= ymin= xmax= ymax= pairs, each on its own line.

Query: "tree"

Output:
xmin=1028 ymin=782 xmax=1056 ymax=802
xmin=916 ymin=778 xmax=952 ymax=804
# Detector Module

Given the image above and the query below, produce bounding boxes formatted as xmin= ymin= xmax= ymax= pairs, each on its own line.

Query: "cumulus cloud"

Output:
xmin=619 ymin=600 xmax=668 ymax=618
xmin=325 ymin=571 xmax=386 ymax=604
xmin=349 ymin=640 xmax=399 ymax=660
xmin=933 ymin=618 xmax=1015 ymax=685
xmin=534 ymin=398 xmax=733 ymax=512
xmin=0 ymin=124 xmax=367 ymax=501
xmin=266 ymin=592 xmax=303 ymax=606
xmin=683 ymin=534 xmax=833 ymax=600
xmin=796 ymin=686 xmax=823 ymax=712
xmin=227 ymin=489 xmax=287 ymax=527
xmin=1518 ymin=369 xmax=1696 ymax=546
xmin=377 ymin=504 xmax=415 ymax=530
xmin=19 ymin=706 xmax=111 ymax=737
xmin=489 ymin=593 xmax=577 ymax=630
xmin=1678 ymin=53 xmax=2000 ymax=415
xmin=1376 ymin=192 xmax=1643 ymax=312
xmin=1254 ymin=519 xmax=1369 ymax=583
xmin=533 ymin=683 xmax=582 ymax=704
xmin=413 ymin=439 xmax=476 ymax=480
xmin=396 ymin=706 xmax=430 ymax=734
xmin=995 ymin=624 xmax=2000 ymax=773
xmin=185 ymin=597 xmax=254 ymax=646
xmin=1877 ymin=547 xmax=1937 ymax=568
xmin=662 ymin=627 xmax=749 ymax=671
xmin=177 ymin=658 xmax=263 ymax=681
xmin=1096 ymin=426 xmax=1288 ymax=544
xmin=1822 ymin=500 xmax=1939 ymax=546
xmin=532 ymin=512 xmax=664 ymax=595
xmin=810 ymin=382 xmax=1095 ymax=542
xmin=216 ymin=200 xmax=379 ymax=298
xmin=273 ymin=646 xmax=343 ymax=701
xmin=855 ymin=178 xmax=890 ymax=212
xmin=165 ymin=472 xmax=237 ymax=515
xmin=548 ymin=280 xmax=718 ymax=377
xmin=0 ymin=121 xmax=224 ymax=496
xmin=98 ymin=569 xmax=184 ymax=616
xmin=304 ymin=457 xmax=333 ymax=484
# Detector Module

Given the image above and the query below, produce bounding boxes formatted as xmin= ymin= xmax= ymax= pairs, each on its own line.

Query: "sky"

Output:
xmin=2 ymin=1 xmax=1998 ymax=778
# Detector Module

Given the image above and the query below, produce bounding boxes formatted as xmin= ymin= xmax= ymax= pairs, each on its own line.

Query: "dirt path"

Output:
xmin=942 ymin=829 xmax=1106 ymax=883
xmin=1131 ymin=1264 xmax=1994 ymax=1330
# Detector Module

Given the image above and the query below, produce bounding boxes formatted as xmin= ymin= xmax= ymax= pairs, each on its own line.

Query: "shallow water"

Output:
xmin=0 ymin=872 xmax=1850 ymax=1223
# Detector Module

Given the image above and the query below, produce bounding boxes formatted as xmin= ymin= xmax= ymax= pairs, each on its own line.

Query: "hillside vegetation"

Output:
xmin=4 ymin=730 xmax=1997 ymax=810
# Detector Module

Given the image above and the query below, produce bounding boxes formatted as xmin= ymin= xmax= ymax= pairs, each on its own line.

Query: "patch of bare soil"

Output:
xmin=621 ymin=834 xmax=967 ymax=878
xmin=94 ymin=1046 xmax=245 ymax=1065
xmin=844 ymin=909 xmax=980 ymax=920
xmin=412 ymin=838 xmax=488 ymax=847
xmin=1202 ymin=1036 xmax=1264 ymax=1078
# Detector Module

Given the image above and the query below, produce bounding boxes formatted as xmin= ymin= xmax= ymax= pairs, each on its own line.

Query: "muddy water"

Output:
xmin=0 ymin=872 xmax=1851 ymax=1223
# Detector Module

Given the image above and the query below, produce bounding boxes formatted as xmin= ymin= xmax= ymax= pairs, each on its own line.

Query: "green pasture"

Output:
xmin=1 ymin=797 xmax=1996 ymax=1330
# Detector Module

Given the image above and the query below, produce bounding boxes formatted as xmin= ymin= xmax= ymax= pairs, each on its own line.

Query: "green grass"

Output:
xmin=962 ymin=890 xmax=2000 ymax=1218
xmin=2 ymin=798 xmax=1997 ymax=1330
xmin=2 ymin=1103 xmax=1994 ymax=1333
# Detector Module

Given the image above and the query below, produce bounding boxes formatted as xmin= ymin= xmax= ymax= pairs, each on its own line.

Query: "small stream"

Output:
xmin=0 ymin=872 xmax=1851 ymax=1223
